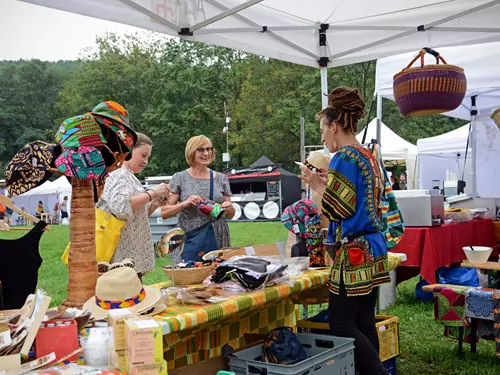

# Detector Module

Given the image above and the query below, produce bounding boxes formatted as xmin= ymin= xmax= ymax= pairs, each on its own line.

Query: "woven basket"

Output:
xmin=393 ymin=48 xmax=466 ymax=117
xmin=491 ymin=108 xmax=500 ymax=128
xmin=162 ymin=264 xmax=216 ymax=285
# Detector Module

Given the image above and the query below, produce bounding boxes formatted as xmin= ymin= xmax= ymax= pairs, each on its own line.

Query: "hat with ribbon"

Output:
xmin=55 ymin=146 xmax=107 ymax=180
xmin=281 ymin=199 xmax=318 ymax=236
xmin=295 ymin=150 xmax=331 ymax=173
xmin=197 ymin=198 xmax=225 ymax=222
xmin=5 ymin=141 xmax=62 ymax=196
xmin=83 ymin=267 xmax=161 ymax=320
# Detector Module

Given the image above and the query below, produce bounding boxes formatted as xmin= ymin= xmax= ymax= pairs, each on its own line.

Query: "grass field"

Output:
xmin=1 ymin=223 xmax=499 ymax=374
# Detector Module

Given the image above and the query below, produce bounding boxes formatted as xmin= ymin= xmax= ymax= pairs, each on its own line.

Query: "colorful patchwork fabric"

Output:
xmin=434 ymin=286 xmax=468 ymax=327
xmin=93 ymin=114 xmax=136 ymax=153
xmin=304 ymin=214 xmax=327 ymax=266
xmin=281 ymin=199 xmax=318 ymax=236
xmin=494 ymin=293 xmax=500 ymax=355
xmin=197 ymin=199 xmax=225 ymax=222
xmin=466 ymin=289 xmax=496 ymax=320
xmin=322 ymin=146 xmax=390 ymax=297
xmin=95 ymin=287 xmax=146 ymax=310
xmin=5 ymin=141 xmax=61 ymax=196
xmin=55 ymin=113 xmax=107 ymax=148
xmin=55 ymin=146 xmax=107 ymax=180
xmin=92 ymin=101 xmax=130 ymax=127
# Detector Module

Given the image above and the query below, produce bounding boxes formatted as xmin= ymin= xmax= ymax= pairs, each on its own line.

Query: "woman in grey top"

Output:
xmin=162 ymin=135 xmax=235 ymax=249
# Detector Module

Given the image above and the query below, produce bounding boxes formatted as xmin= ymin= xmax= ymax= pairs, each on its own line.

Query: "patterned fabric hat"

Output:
xmin=281 ymin=199 xmax=318 ymax=236
xmin=93 ymin=114 xmax=137 ymax=155
xmin=304 ymin=214 xmax=327 ymax=266
xmin=92 ymin=101 xmax=130 ymax=127
xmin=55 ymin=114 xmax=107 ymax=148
xmin=55 ymin=146 xmax=107 ymax=180
xmin=5 ymin=141 xmax=62 ymax=196
xmin=83 ymin=267 xmax=161 ymax=320
xmin=197 ymin=199 xmax=225 ymax=222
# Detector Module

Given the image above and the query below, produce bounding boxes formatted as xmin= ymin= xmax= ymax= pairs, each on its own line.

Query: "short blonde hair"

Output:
xmin=185 ymin=135 xmax=216 ymax=167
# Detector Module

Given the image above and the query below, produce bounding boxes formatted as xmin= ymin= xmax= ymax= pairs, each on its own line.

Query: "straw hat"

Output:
xmin=295 ymin=150 xmax=331 ymax=173
xmin=491 ymin=108 xmax=500 ymax=128
xmin=83 ymin=267 xmax=161 ymax=320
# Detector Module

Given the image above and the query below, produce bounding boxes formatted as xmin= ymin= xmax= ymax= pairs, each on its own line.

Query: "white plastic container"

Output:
xmin=80 ymin=335 xmax=109 ymax=367
xmin=463 ymin=246 xmax=492 ymax=264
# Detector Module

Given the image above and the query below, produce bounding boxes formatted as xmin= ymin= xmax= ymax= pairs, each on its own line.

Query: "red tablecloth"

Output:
xmin=394 ymin=219 xmax=495 ymax=284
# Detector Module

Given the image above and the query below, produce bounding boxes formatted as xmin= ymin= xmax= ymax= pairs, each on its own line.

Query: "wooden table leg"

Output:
xmin=458 ymin=326 xmax=464 ymax=359
xmin=470 ymin=318 xmax=477 ymax=353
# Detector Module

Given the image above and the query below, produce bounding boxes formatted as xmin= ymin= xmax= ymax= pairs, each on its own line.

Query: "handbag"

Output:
xmin=182 ymin=170 xmax=219 ymax=262
xmin=61 ymin=208 xmax=125 ymax=265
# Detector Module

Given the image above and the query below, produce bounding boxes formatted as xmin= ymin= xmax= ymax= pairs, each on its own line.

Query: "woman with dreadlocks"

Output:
xmin=300 ymin=87 xmax=389 ymax=375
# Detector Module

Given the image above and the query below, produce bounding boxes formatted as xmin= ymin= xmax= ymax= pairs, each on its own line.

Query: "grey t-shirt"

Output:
xmin=169 ymin=170 xmax=232 ymax=233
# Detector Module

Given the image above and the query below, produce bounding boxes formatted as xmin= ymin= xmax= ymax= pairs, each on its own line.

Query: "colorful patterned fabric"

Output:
xmin=434 ymin=286 xmax=468 ymax=326
xmin=304 ymin=214 xmax=327 ymax=266
xmin=281 ymin=199 xmax=318 ymax=237
xmin=92 ymin=101 xmax=130 ymax=127
xmin=93 ymin=114 xmax=136 ymax=154
xmin=369 ymin=142 xmax=405 ymax=250
xmin=55 ymin=146 xmax=107 ymax=180
xmin=55 ymin=113 xmax=107 ymax=148
xmin=322 ymin=145 xmax=390 ymax=297
xmin=5 ymin=141 xmax=62 ymax=196
xmin=494 ymin=293 xmax=500 ymax=355
xmin=197 ymin=199 xmax=225 ymax=222
xmin=95 ymin=286 xmax=146 ymax=310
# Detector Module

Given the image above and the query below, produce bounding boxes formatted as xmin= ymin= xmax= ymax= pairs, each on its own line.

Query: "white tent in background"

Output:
xmin=417 ymin=120 xmax=500 ymax=198
xmin=12 ymin=177 xmax=72 ymax=222
xmin=357 ymin=119 xmax=417 ymax=162
xmin=357 ymin=119 xmax=418 ymax=189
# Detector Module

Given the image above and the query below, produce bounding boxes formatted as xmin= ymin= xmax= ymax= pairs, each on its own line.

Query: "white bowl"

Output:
xmin=463 ymin=246 xmax=492 ymax=264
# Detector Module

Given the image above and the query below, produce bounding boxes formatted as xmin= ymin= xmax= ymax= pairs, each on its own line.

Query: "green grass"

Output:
xmin=1 ymin=222 xmax=499 ymax=374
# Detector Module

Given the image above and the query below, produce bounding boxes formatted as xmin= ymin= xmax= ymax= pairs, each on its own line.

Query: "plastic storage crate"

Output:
xmin=228 ymin=332 xmax=355 ymax=375
xmin=296 ymin=315 xmax=400 ymax=362
xmin=383 ymin=357 xmax=397 ymax=375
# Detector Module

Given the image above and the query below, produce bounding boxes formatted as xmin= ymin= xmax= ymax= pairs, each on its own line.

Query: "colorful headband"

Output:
xmin=94 ymin=287 xmax=146 ymax=310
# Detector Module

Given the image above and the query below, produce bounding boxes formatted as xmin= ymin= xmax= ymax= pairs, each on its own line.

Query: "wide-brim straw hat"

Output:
xmin=83 ymin=267 xmax=161 ymax=320
xmin=295 ymin=150 xmax=331 ymax=172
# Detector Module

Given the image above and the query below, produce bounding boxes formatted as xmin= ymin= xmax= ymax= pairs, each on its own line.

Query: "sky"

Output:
xmin=0 ymin=0 xmax=159 ymax=61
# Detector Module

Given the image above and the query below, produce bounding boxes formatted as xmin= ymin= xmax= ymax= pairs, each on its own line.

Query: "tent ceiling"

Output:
xmin=21 ymin=0 xmax=500 ymax=68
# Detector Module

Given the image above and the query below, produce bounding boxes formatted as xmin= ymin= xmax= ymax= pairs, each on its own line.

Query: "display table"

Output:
xmin=394 ymin=220 xmax=495 ymax=284
xmin=151 ymin=254 xmax=403 ymax=370
xmin=422 ymin=284 xmax=500 ymax=358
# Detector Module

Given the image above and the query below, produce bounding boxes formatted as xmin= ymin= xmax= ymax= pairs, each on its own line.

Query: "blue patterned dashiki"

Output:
xmin=322 ymin=145 xmax=391 ymax=296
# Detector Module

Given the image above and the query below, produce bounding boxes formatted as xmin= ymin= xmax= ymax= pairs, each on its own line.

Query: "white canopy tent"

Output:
xmin=21 ymin=0 xmax=500 ymax=111
xmin=417 ymin=120 xmax=500 ymax=197
xmin=375 ymin=40 xmax=500 ymax=195
xmin=12 ymin=176 xmax=72 ymax=221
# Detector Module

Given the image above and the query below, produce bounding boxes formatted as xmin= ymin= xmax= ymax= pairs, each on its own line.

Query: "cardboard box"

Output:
xmin=123 ymin=356 xmax=168 ymax=375
xmin=108 ymin=309 xmax=136 ymax=351
xmin=109 ymin=349 xmax=127 ymax=370
xmin=125 ymin=319 xmax=163 ymax=365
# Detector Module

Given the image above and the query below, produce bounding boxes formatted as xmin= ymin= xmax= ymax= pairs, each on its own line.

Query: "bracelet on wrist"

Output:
xmin=145 ymin=191 xmax=152 ymax=201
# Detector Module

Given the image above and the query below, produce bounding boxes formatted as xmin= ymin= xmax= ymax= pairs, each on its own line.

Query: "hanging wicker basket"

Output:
xmin=393 ymin=47 xmax=467 ymax=117
xmin=491 ymin=108 xmax=500 ymax=128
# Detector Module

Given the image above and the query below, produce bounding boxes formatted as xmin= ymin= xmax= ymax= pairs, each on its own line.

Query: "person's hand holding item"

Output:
xmin=182 ymin=195 xmax=203 ymax=209
xmin=220 ymin=201 xmax=233 ymax=209
xmin=298 ymin=165 xmax=328 ymax=195
xmin=152 ymin=183 xmax=170 ymax=199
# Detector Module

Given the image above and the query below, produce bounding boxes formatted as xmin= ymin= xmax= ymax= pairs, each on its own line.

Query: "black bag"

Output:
xmin=182 ymin=170 xmax=219 ymax=261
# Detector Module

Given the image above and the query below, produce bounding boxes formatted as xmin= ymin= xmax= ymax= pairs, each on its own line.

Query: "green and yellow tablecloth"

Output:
xmin=150 ymin=253 xmax=403 ymax=370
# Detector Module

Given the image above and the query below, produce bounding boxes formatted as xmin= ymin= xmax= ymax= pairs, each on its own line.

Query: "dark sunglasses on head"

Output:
xmin=196 ymin=147 xmax=213 ymax=153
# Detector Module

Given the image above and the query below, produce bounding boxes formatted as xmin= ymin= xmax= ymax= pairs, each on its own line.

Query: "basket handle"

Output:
xmin=402 ymin=47 xmax=448 ymax=71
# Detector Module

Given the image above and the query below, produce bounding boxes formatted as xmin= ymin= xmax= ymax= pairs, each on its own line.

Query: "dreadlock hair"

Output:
xmin=316 ymin=86 xmax=366 ymax=134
